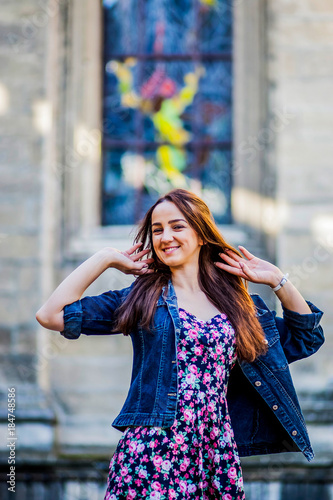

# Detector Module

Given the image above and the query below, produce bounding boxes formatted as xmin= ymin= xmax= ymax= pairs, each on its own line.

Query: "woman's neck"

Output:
xmin=171 ymin=267 xmax=222 ymax=321
xmin=171 ymin=265 xmax=201 ymax=293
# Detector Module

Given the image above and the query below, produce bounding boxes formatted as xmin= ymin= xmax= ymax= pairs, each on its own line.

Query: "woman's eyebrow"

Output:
xmin=151 ymin=218 xmax=187 ymax=227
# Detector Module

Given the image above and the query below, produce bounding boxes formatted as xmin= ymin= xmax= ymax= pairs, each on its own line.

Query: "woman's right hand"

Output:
xmin=36 ymin=243 xmax=155 ymax=331
xmin=109 ymin=242 xmax=154 ymax=275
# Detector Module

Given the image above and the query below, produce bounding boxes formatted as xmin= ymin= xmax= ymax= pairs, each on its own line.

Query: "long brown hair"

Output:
xmin=112 ymin=188 xmax=268 ymax=362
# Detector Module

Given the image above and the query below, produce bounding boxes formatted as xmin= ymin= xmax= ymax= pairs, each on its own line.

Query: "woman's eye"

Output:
xmin=152 ymin=225 xmax=184 ymax=233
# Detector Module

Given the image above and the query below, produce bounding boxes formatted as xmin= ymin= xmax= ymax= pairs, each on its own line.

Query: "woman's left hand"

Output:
xmin=215 ymin=245 xmax=283 ymax=288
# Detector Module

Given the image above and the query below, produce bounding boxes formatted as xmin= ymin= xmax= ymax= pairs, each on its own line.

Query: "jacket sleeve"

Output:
xmin=272 ymin=300 xmax=325 ymax=363
xmin=60 ymin=284 xmax=134 ymax=340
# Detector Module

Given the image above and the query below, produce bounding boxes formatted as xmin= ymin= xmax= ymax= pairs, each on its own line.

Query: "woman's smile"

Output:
xmin=151 ymin=201 xmax=204 ymax=269
xmin=162 ymin=245 xmax=181 ymax=255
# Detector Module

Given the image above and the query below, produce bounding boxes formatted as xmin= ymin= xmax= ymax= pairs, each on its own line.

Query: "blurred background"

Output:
xmin=0 ymin=0 xmax=332 ymax=498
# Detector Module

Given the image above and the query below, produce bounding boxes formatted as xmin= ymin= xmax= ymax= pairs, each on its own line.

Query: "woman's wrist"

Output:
xmin=268 ymin=270 xmax=285 ymax=289
xmin=270 ymin=273 xmax=290 ymax=292
xmin=98 ymin=247 xmax=120 ymax=268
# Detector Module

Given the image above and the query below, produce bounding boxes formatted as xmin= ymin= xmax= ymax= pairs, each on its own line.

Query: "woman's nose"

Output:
xmin=160 ymin=229 xmax=173 ymax=242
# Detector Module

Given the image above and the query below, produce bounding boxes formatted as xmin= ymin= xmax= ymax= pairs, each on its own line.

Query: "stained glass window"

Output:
xmin=102 ymin=0 xmax=233 ymax=225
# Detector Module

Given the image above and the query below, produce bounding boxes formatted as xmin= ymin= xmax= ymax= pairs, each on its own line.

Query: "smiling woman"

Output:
xmin=152 ymin=202 xmax=204 ymax=267
xmin=112 ymin=189 xmax=270 ymax=363
xmin=36 ymin=188 xmax=324 ymax=500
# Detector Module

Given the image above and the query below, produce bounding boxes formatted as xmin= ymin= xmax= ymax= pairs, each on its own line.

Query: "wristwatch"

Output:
xmin=271 ymin=273 xmax=289 ymax=292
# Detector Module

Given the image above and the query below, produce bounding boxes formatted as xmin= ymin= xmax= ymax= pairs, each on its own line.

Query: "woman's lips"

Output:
xmin=162 ymin=246 xmax=180 ymax=255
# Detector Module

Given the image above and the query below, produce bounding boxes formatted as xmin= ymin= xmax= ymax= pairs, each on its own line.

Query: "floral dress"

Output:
xmin=104 ymin=308 xmax=245 ymax=500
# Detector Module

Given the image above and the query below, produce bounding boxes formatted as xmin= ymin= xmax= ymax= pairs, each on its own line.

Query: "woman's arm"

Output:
xmin=216 ymin=246 xmax=324 ymax=362
xmin=269 ymin=271 xmax=312 ymax=314
xmin=215 ymin=245 xmax=311 ymax=314
xmin=36 ymin=243 xmax=153 ymax=331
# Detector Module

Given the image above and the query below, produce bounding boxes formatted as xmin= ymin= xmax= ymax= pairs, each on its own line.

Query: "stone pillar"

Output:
xmin=0 ymin=0 xmax=61 ymax=462
xmin=264 ymin=0 xmax=333 ymax=465
xmin=267 ymin=0 xmax=333 ymax=391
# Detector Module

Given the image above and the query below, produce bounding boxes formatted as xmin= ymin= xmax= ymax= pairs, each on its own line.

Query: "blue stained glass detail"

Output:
xmin=199 ymin=2 xmax=233 ymax=53
xmin=103 ymin=0 xmax=119 ymax=8
xmin=198 ymin=62 xmax=232 ymax=142
xmin=103 ymin=0 xmax=139 ymax=55
xmin=144 ymin=0 xmax=196 ymax=54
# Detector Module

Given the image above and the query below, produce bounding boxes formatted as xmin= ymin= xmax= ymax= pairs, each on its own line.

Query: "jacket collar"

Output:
xmin=158 ymin=278 xmax=176 ymax=305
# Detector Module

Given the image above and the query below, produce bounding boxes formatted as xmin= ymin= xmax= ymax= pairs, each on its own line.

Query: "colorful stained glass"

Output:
xmin=102 ymin=0 xmax=233 ymax=225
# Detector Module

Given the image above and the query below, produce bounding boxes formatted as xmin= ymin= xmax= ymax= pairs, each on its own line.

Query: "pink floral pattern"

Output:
xmin=104 ymin=308 xmax=245 ymax=499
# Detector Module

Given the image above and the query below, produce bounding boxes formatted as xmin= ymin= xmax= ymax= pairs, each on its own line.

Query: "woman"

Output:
xmin=36 ymin=188 xmax=324 ymax=500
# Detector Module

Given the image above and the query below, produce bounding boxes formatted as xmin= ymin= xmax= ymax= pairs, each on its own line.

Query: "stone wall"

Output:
xmin=266 ymin=0 xmax=333 ymax=389
xmin=0 ymin=1 xmax=48 ymax=380
xmin=0 ymin=0 xmax=61 ymax=466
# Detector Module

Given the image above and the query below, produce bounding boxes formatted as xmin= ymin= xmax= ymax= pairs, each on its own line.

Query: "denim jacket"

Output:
xmin=61 ymin=279 xmax=324 ymax=462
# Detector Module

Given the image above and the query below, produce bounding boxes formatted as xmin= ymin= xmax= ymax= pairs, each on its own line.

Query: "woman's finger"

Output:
xmin=134 ymin=259 xmax=155 ymax=270
xmin=239 ymin=261 xmax=257 ymax=280
xmin=126 ymin=242 xmax=144 ymax=255
xmin=143 ymin=258 xmax=155 ymax=265
xmin=139 ymin=268 xmax=154 ymax=274
xmin=131 ymin=248 xmax=151 ymax=261
xmin=219 ymin=252 xmax=241 ymax=268
xmin=214 ymin=261 xmax=244 ymax=276
xmin=238 ymin=245 xmax=255 ymax=260
xmin=133 ymin=266 xmax=154 ymax=275
xmin=224 ymin=248 xmax=243 ymax=262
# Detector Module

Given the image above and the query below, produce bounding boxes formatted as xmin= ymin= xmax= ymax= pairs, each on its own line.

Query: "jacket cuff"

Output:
xmin=282 ymin=300 xmax=323 ymax=329
xmin=60 ymin=300 xmax=83 ymax=340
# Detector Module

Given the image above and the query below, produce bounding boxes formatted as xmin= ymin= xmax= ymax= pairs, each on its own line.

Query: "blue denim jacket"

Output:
xmin=61 ymin=279 xmax=324 ymax=462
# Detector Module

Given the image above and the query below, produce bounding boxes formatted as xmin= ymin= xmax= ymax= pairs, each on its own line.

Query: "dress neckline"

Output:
xmin=178 ymin=307 xmax=223 ymax=325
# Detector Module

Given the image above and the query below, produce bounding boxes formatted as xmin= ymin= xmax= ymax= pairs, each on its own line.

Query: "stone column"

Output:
xmin=0 ymin=0 xmax=62 ymax=462
xmin=265 ymin=0 xmax=333 ymax=465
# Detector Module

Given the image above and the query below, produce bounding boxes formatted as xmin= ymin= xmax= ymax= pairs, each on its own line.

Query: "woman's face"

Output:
xmin=151 ymin=201 xmax=204 ymax=269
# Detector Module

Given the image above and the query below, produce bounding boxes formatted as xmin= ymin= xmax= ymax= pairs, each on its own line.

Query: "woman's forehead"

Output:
xmin=151 ymin=201 xmax=184 ymax=221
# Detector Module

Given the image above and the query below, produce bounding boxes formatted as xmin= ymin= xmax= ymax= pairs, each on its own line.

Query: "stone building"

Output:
xmin=0 ymin=1 xmax=332 ymax=499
